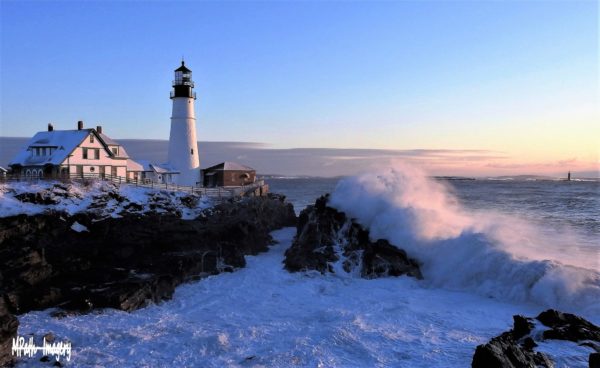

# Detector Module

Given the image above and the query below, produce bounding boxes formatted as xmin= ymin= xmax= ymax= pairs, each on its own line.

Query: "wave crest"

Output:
xmin=330 ymin=163 xmax=600 ymax=316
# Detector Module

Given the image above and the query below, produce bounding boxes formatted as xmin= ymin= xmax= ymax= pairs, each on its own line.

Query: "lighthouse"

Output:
xmin=168 ymin=61 xmax=200 ymax=186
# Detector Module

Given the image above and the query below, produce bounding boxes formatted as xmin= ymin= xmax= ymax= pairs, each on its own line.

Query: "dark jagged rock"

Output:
xmin=536 ymin=309 xmax=600 ymax=342
xmin=0 ymin=195 xmax=296 ymax=317
xmin=472 ymin=310 xmax=600 ymax=368
xmin=0 ymin=297 xmax=18 ymax=367
xmin=512 ymin=315 xmax=534 ymax=340
xmin=284 ymin=195 xmax=422 ymax=279
xmin=472 ymin=315 xmax=550 ymax=368
xmin=362 ymin=239 xmax=422 ymax=279
xmin=590 ymin=353 xmax=600 ymax=368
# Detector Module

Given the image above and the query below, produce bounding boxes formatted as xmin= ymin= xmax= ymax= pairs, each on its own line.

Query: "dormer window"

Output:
xmin=90 ymin=135 xmax=94 ymax=143
xmin=31 ymin=147 xmax=54 ymax=156
xmin=112 ymin=147 xmax=118 ymax=155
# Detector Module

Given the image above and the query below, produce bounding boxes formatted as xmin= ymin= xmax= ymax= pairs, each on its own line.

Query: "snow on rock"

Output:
xmin=0 ymin=180 xmax=212 ymax=219
xmin=70 ymin=221 xmax=88 ymax=233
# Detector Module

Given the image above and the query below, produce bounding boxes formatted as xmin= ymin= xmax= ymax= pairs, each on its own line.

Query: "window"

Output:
xmin=90 ymin=135 xmax=94 ymax=143
xmin=94 ymin=149 xmax=100 ymax=160
xmin=191 ymin=148 xmax=194 ymax=155
xmin=83 ymin=148 xmax=88 ymax=159
xmin=112 ymin=147 xmax=118 ymax=155
xmin=90 ymin=167 xmax=95 ymax=172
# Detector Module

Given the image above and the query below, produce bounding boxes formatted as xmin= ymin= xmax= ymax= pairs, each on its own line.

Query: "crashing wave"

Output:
xmin=329 ymin=163 xmax=600 ymax=317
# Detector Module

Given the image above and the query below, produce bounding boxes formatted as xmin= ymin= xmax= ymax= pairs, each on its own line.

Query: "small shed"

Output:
xmin=202 ymin=161 xmax=256 ymax=187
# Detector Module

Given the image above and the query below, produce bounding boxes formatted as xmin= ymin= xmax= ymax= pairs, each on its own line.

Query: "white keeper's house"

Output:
xmin=8 ymin=121 xmax=147 ymax=181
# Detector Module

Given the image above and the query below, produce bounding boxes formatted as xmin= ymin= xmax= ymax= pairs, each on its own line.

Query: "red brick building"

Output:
xmin=201 ymin=162 xmax=256 ymax=187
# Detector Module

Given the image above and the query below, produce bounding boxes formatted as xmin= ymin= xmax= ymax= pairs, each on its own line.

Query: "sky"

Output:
xmin=1 ymin=0 xmax=598 ymax=176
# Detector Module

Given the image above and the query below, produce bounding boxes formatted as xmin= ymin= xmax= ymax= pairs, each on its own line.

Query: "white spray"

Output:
xmin=329 ymin=162 xmax=600 ymax=316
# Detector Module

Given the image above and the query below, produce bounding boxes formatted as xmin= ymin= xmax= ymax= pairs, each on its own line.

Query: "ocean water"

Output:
xmin=268 ymin=175 xmax=599 ymax=248
xmin=15 ymin=169 xmax=600 ymax=367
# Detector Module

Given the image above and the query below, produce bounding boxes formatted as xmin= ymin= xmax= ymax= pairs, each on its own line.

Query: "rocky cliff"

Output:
xmin=284 ymin=195 xmax=422 ymax=279
xmin=0 ymin=194 xmax=296 ymax=314
xmin=0 ymin=182 xmax=296 ymax=365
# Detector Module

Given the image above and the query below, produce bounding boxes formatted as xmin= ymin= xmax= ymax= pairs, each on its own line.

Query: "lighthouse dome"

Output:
xmin=175 ymin=61 xmax=191 ymax=73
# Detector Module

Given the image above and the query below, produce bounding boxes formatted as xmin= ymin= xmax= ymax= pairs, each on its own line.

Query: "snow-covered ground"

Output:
xmin=0 ymin=181 xmax=212 ymax=219
xmin=15 ymin=228 xmax=594 ymax=367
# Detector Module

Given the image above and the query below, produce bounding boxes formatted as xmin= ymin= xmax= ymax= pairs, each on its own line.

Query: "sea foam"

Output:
xmin=329 ymin=163 xmax=600 ymax=317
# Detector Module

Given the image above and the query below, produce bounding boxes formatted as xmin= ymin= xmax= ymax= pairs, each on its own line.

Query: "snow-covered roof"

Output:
xmin=9 ymin=129 xmax=134 ymax=167
xmin=100 ymin=133 xmax=130 ymax=158
xmin=134 ymin=160 xmax=154 ymax=172
xmin=203 ymin=161 xmax=255 ymax=171
xmin=0 ymin=166 xmax=7 ymax=172
xmin=126 ymin=161 xmax=179 ymax=174
xmin=9 ymin=129 xmax=92 ymax=167
xmin=126 ymin=159 xmax=148 ymax=172
xmin=132 ymin=160 xmax=178 ymax=174
xmin=151 ymin=163 xmax=179 ymax=174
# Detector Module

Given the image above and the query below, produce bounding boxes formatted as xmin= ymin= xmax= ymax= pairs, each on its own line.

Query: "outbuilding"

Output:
xmin=201 ymin=161 xmax=256 ymax=187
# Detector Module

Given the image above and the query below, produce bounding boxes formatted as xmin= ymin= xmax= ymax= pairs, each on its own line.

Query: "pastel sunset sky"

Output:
xmin=1 ymin=1 xmax=598 ymax=177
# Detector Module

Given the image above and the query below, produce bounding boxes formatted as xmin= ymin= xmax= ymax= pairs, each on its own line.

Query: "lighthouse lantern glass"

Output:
xmin=174 ymin=71 xmax=192 ymax=86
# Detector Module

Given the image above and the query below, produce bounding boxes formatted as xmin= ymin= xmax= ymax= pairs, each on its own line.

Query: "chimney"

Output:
xmin=77 ymin=120 xmax=83 ymax=130
xmin=96 ymin=125 xmax=103 ymax=134
xmin=48 ymin=123 xmax=54 ymax=132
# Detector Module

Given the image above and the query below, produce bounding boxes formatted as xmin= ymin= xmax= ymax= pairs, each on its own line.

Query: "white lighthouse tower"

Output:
xmin=168 ymin=61 xmax=200 ymax=186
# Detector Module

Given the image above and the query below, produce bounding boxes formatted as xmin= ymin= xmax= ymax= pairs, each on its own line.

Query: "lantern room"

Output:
xmin=171 ymin=61 xmax=196 ymax=99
